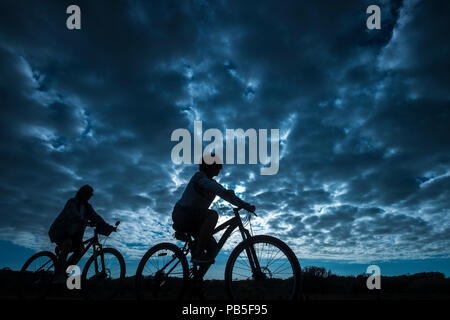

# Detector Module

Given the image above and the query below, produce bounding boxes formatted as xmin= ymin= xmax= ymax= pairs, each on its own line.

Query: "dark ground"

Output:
xmin=1 ymin=267 xmax=449 ymax=300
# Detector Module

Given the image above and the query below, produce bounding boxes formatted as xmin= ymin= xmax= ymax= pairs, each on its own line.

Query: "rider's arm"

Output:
xmin=196 ymin=174 xmax=227 ymax=195
xmin=85 ymin=204 xmax=107 ymax=226
xmin=220 ymin=189 xmax=254 ymax=211
xmin=196 ymin=174 xmax=253 ymax=210
xmin=85 ymin=205 xmax=116 ymax=236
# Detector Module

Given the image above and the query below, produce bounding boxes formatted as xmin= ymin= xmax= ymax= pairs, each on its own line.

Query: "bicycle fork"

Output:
xmin=93 ymin=246 xmax=106 ymax=278
xmin=240 ymin=229 xmax=266 ymax=280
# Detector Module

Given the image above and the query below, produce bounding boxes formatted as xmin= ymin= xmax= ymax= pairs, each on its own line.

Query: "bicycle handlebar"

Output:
xmin=85 ymin=220 xmax=121 ymax=233
xmin=234 ymin=207 xmax=257 ymax=217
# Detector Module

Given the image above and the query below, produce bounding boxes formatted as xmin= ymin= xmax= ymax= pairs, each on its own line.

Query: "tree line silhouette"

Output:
xmin=301 ymin=266 xmax=449 ymax=298
xmin=1 ymin=266 xmax=449 ymax=300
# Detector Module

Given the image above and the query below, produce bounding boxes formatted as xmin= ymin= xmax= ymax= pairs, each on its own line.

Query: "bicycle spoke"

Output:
xmin=232 ymin=272 xmax=252 ymax=279
xmin=266 ymin=250 xmax=285 ymax=268
xmin=233 ymin=265 xmax=253 ymax=272
xmin=271 ymin=262 xmax=292 ymax=275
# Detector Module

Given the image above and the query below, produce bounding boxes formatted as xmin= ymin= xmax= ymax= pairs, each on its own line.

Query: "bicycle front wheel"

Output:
xmin=225 ymin=235 xmax=301 ymax=300
xmin=81 ymin=248 xmax=125 ymax=300
xmin=135 ymin=243 xmax=189 ymax=300
xmin=17 ymin=251 xmax=57 ymax=300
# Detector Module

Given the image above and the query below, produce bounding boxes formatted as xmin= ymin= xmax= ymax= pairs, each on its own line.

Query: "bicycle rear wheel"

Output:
xmin=135 ymin=243 xmax=189 ymax=300
xmin=81 ymin=248 xmax=125 ymax=300
xmin=17 ymin=251 xmax=57 ymax=300
xmin=225 ymin=235 xmax=301 ymax=300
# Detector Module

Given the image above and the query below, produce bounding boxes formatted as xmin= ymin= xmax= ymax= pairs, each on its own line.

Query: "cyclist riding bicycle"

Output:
xmin=172 ymin=153 xmax=255 ymax=264
xmin=48 ymin=185 xmax=115 ymax=281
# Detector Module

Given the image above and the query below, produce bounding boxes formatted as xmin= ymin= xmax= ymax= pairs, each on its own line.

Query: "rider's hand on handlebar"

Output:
xmin=112 ymin=221 xmax=120 ymax=232
xmin=245 ymin=203 xmax=256 ymax=213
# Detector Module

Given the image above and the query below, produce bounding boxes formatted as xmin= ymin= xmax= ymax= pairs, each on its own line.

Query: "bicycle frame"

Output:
xmin=55 ymin=230 xmax=106 ymax=276
xmin=82 ymin=231 xmax=106 ymax=277
xmin=177 ymin=208 xmax=262 ymax=280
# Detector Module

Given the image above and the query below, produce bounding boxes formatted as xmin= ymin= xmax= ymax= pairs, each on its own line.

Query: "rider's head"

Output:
xmin=199 ymin=153 xmax=223 ymax=178
xmin=76 ymin=185 xmax=94 ymax=203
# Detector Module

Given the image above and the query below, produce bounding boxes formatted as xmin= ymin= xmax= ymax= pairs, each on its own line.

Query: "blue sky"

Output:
xmin=0 ymin=0 xmax=449 ymax=278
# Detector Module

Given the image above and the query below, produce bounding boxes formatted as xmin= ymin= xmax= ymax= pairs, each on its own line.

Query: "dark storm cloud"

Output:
xmin=0 ymin=0 xmax=448 ymax=262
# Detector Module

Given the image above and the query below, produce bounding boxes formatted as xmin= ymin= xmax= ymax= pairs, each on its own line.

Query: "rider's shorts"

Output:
xmin=172 ymin=204 xmax=217 ymax=237
xmin=54 ymin=231 xmax=84 ymax=253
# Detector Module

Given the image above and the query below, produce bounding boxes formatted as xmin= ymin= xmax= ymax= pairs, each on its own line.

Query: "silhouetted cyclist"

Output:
xmin=48 ymin=185 xmax=114 ymax=281
xmin=172 ymin=153 xmax=255 ymax=264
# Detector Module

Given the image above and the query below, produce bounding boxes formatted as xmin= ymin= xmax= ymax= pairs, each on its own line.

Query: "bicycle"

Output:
xmin=135 ymin=207 xmax=302 ymax=300
xmin=17 ymin=221 xmax=125 ymax=300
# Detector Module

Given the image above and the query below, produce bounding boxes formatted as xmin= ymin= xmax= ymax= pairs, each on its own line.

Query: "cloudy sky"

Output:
xmin=0 ymin=0 xmax=449 ymax=277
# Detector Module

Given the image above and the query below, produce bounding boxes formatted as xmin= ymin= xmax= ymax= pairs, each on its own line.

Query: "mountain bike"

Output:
xmin=135 ymin=207 xmax=302 ymax=300
xmin=17 ymin=221 xmax=125 ymax=300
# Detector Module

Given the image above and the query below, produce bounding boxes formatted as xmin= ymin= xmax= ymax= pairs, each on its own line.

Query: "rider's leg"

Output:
xmin=67 ymin=232 xmax=84 ymax=266
xmin=194 ymin=236 xmax=218 ymax=279
xmin=53 ymin=238 xmax=72 ymax=283
xmin=205 ymin=236 xmax=218 ymax=258
xmin=58 ymin=238 xmax=72 ymax=273
xmin=192 ymin=211 xmax=218 ymax=258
